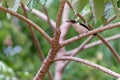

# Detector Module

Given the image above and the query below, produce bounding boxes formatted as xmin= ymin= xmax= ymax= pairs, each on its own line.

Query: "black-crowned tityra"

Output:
xmin=66 ymin=20 xmax=90 ymax=34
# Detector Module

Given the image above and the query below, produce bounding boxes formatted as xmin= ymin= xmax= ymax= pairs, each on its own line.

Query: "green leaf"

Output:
xmin=6 ymin=0 xmax=20 ymax=18
xmin=7 ymin=0 xmax=15 ymax=8
xmin=40 ymin=0 xmax=47 ymax=5
xmin=102 ymin=2 xmax=112 ymax=24
xmin=0 ymin=0 xmax=3 ymax=6
xmin=104 ymin=2 xmax=112 ymax=19
xmin=0 ymin=0 xmax=2 ymax=3
xmin=104 ymin=0 xmax=110 ymax=3
xmin=91 ymin=0 xmax=105 ymax=22
xmin=1 ymin=0 xmax=8 ymax=7
xmin=21 ymin=0 xmax=30 ymax=5
xmin=117 ymin=0 xmax=120 ymax=8
xmin=111 ymin=0 xmax=120 ymax=18
xmin=6 ymin=0 xmax=20 ymax=11
xmin=72 ymin=0 xmax=88 ymax=14
xmin=11 ymin=0 xmax=20 ymax=12
xmin=27 ymin=0 xmax=37 ymax=10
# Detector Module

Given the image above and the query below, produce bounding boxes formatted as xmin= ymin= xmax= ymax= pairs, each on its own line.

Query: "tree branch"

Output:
xmin=33 ymin=0 xmax=66 ymax=79
xmin=61 ymin=36 xmax=94 ymax=72
xmin=68 ymin=35 xmax=94 ymax=55
xmin=105 ymin=15 xmax=116 ymax=25
xmin=60 ymin=2 xmax=70 ymax=42
xmin=84 ymin=34 xmax=120 ymax=49
xmin=96 ymin=34 xmax=120 ymax=62
xmin=43 ymin=6 xmax=55 ymax=33
xmin=67 ymin=1 xmax=74 ymax=11
xmin=54 ymin=2 xmax=70 ymax=80
xmin=63 ymin=1 xmax=120 ymax=62
xmin=77 ymin=13 xmax=120 ymax=63
xmin=60 ymin=22 xmax=120 ymax=47
xmin=20 ymin=3 xmax=53 ymax=80
xmin=25 ymin=6 xmax=56 ymax=29
xmin=56 ymin=0 xmax=66 ymax=30
xmin=62 ymin=30 xmax=120 ymax=72
xmin=21 ymin=2 xmax=45 ymax=62
xmin=62 ymin=3 xmax=69 ymax=23
xmin=0 ymin=6 xmax=51 ymax=44
xmin=55 ymin=56 xmax=120 ymax=78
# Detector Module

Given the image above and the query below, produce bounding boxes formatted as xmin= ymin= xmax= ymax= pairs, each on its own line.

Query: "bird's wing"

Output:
xmin=79 ymin=23 xmax=91 ymax=31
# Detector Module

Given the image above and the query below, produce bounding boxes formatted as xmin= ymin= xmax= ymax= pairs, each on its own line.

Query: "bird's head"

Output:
xmin=66 ymin=20 xmax=77 ymax=24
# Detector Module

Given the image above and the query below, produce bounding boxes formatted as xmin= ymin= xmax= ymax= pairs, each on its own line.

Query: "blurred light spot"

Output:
xmin=0 ymin=21 xmax=2 ymax=28
xmin=13 ymin=45 xmax=22 ymax=54
xmin=97 ymin=52 xmax=103 ymax=61
xmin=4 ymin=45 xmax=22 ymax=55
xmin=4 ymin=46 xmax=14 ymax=56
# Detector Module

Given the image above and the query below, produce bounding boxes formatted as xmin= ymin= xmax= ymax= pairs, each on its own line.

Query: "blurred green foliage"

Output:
xmin=0 ymin=0 xmax=120 ymax=80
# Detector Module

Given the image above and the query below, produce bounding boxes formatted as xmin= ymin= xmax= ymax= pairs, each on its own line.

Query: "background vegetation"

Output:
xmin=0 ymin=0 xmax=120 ymax=80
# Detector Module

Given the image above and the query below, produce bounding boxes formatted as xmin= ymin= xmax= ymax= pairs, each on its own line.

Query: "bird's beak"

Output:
xmin=66 ymin=20 xmax=70 ymax=23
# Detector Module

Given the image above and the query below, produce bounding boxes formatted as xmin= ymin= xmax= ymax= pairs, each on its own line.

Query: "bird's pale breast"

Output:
xmin=72 ymin=23 xmax=88 ymax=34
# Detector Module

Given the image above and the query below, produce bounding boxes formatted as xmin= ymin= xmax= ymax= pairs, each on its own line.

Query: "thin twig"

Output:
xmin=77 ymin=14 xmax=86 ymax=23
xmin=61 ymin=36 xmax=94 ymax=71
xmin=20 ymin=3 xmax=53 ymax=80
xmin=64 ymin=5 xmax=120 ymax=62
xmin=105 ymin=15 xmax=116 ymax=25
xmin=21 ymin=2 xmax=44 ymax=62
xmin=25 ymin=6 xmax=56 ymax=29
xmin=55 ymin=56 xmax=120 ymax=78
xmin=61 ymin=34 xmax=120 ymax=70
xmin=84 ymin=34 xmax=120 ymax=49
xmin=76 ymin=12 xmax=120 ymax=62
xmin=0 ymin=6 xmax=52 ymax=44
xmin=96 ymin=34 xmax=120 ymax=62
xmin=60 ymin=22 xmax=120 ymax=47
xmin=56 ymin=0 xmax=66 ymax=30
xmin=43 ymin=6 xmax=55 ymax=33
xmin=67 ymin=1 xmax=74 ymax=11
xmin=87 ymin=22 xmax=120 ymax=63
xmin=61 ymin=14 xmax=118 ymax=70
xmin=68 ymin=35 xmax=94 ymax=56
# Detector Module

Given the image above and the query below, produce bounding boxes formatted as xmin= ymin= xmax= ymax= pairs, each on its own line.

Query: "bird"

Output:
xmin=66 ymin=20 xmax=90 ymax=34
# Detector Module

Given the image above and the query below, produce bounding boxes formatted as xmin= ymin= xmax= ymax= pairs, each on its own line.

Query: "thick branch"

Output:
xmin=33 ymin=0 xmax=66 ymax=79
xmin=54 ymin=3 xmax=70 ymax=80
xmin=55 ymin=56 xmax=120 ymax=78
xmin=0 ymin=6 xmax=51 ymax=44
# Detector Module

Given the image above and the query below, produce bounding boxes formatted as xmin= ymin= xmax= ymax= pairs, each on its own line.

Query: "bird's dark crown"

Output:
xmin=67 ymin=20 xmax=77 ymax=24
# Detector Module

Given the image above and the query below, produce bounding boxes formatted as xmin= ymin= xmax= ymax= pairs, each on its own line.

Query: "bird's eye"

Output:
xmin=70 ymin=20 xmax=76 ymax=23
